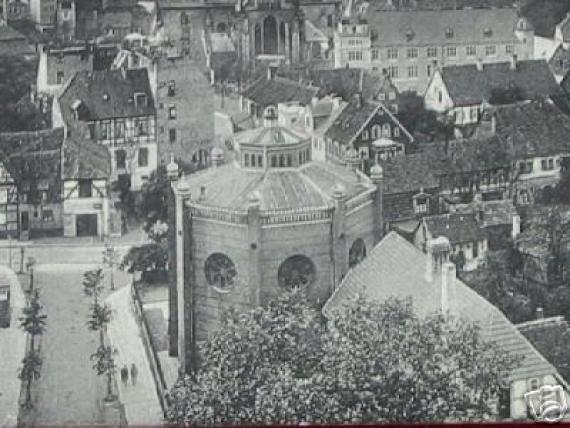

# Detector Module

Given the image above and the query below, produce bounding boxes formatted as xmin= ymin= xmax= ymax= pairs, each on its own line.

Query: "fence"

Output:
xmin=130 ymin=282 xmax=168 ymax=417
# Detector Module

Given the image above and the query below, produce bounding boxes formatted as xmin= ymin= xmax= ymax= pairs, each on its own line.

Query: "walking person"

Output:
xmin=121 ymin=365 xmax=129 ymax=387
xmin=130 ymin=363 xmax=138 ymax=386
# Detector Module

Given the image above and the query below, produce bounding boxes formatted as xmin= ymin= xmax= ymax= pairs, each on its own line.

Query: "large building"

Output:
xmin=334 ymin=7 xmax=534 ymax=93
xmin=169 ymin=112 xmax=385 ymax=372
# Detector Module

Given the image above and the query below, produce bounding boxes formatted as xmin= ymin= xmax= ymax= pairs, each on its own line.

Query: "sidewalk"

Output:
xmin=105 ymin=286 xmax=164 ymax=426
xmin=0 ymin=267 xmax=27 ymax=427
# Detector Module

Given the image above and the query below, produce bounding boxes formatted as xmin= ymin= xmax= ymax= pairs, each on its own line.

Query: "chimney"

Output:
xmin=536 ymin=307 xmax=544 ymax=320
xmin=509 ymin=54 xmax=518 ymax=71
xmin=354 ymin=92 xmax=363 ymax=109
xmin=267 ymin=64 xmax=277 ymax=80
xmin=512 ymin=214 xmax=521 ymax=240
xmin=425 ymin=237 xmax=451 ymax=283
xmin=441 ymin=261 xmax=457 ymax=314
xmin=476 ymin=59 xmax=483 ymax=71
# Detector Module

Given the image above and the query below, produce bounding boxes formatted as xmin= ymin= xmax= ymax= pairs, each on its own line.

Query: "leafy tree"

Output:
xmin=120 ymin=241 xmax=168 ymax=279
xmin=18 ymin=289 xmax=47 ymax=408
xmin=90 ymin=344 xmax=118 ymax=403
xmin=397 ymin=91 xmax=454 ymax=142
xmin=82 ymin=268 xmax=105 ymax=305
xmin=166 ymin=293 xmax=520 ymax=424
xmin=553 ymin=158 xmax=570 ymax=204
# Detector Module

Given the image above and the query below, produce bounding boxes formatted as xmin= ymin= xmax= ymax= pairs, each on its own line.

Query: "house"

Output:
xmin=548 ymin=44 xmax=570 ymax=82
xmin=323 ymin=231 xmax=570 ymax=420
xmin=424 ymin=58 xmax=561 ymax=126
xmin=309 ymin=68 xmax=399 ymax=112
xmin=491 ymin=100 xmax=570 ymax=204
xmin=454 ymin=199 xmax=520 ymax=251
xmin=61 ymin=130 xmax=120 ymax=238
xmin=36 ymin=43 xmax=93 ymax=95
xmin=4 ymin=0 xmax=30 ymax=22
xmin=518 ymin=315 xmax=570 ymax=385
xmin=241 ymin=71 xmax=320 ymax=121
xmin=54 ymin=68 xmax=157 ymax=191
xmin=364 ymin=7 xmax=534 ymax=92
xmin=382 ymin=153 xmax=439 ymax=236
xmin=333 ymin=18 xmax=371 ymax=70
xmin=415 ymin=212 xmax=487 ymax=271
xmin=28 ymin=0 xmax=57 ymax=32
xmin=0 ymin=129 xmax=64 ymax=239
xmin=324 ymin=96 xmax=413 ymax=169
xmin=555 ymin=13 xmax=570 ymax=49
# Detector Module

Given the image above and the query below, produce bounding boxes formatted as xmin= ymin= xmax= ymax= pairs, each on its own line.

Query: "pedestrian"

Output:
xmin=130 ymin=363 xmax=138 ymax=386
xmin=121 ymin=365 xmax=129 ymax=387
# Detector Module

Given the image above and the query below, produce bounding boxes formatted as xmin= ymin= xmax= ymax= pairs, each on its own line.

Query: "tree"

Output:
xmin=553 ymin=158 xmax=570 ymax=204
xmin=18 ymin=288 xmax=47 ymax=408
xmin=120 ymin=241 xmax=168 ymax=282
xmin=396 ymin=91 xmax=454 ymax=142
xmin=166 ymin=293 xmax=520 ymax=424
xmin=90 ymin=344 xmax=118 ymax=403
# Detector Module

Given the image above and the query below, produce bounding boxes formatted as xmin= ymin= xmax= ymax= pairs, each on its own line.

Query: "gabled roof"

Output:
xmin=548 ymin=44 xmax=570 ymax=76
xmin=557 ymin=13 xmax=570 ymax=42
xmin=323 ymin=231 xmax=560 ymax=382
xmin=422 ymin=212 xmax=485 ymax=244
xmin=439 ymin=60 xmax=561 ymax=106
xmin=367 ymin=8 xmax=523 ymax=47
xmin=492 ymin=100 xmax=570 ymax=159
xmin=456 ymin=199 xmax=518 ymax=228
xmin=58 ymin=68 xmax=155 ymax=125
xmin=242 ymin=76 xmax=319 ymax=107
xmin=324 ymin=99 xmax=381 ymax=145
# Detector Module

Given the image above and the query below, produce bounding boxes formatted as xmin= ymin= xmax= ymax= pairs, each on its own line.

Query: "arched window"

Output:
xmin=334 ymin=141 xmax=340 ymax=156
xmin=244 ymin=153 xmax=250 ymax=167
xmin=258 ymin=155 xmax=263 ymax=167
xmin=205 ymin=253 xmax=237 ymax=290
xmin=362 ymin=130 xmax=369 ymax=140
xmin=278 ymin=255 xmax=316 ymax=290
xmin=287 ymin=154 xmax=292 ymax=167
xmin=251 ymin=154 xmax=256 ymax=167
xmin=349 ymin=238 xmax=367 ymax=268
xmin=271 ymin=155 xmax=277 ymax=167
xmin=306 ymin=149 xmax=310 ymax=162
xmin=371 ymin=124 xmax=381 ymax=139
xmin=279 ymin=154 xmax=285 ymax=167
xmin=394 ymin=127 xmax=400 ymax=138
xmin=299 ymin=151 xmax=303 ymax=164
xmin=216 ymin=22 xmax=227 ymax=32
xmin=382 ymin=124 xmax=391 ymax=138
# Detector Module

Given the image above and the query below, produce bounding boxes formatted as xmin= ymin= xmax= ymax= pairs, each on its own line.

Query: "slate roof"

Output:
xmin=234 ymin=126 xmax=308 ymax=148
xmin=518 ymin=316 xmax=570 ymax=383
xmin=0 ymin=25 xmax=34 ymax=56
xmin=457 ymin=199 xmax=518 ymax=228
xmin=0 ymin=129 xmax=64 ymax=203
xmin=176 ymin=160 xmax=372 ymax=211
xmin=63 ymin=134 xmax=112 ymax=180
xmin=367 ymin=8 xmax=522 ymax=47
xmin=382 ymin=153 xmax=439 ymax=195
xmin=423 ymin=212 xmax=485 ymax=244
xmin=492 ymin=100 xmax=570 ymax=159
xmin=242 ymin=76 xmax=319 ymax=107
xmin=324 ymin=99 xmax=381 ymax=145
xmin=439 ymin=60 xmax=561 ymax=106
xmin=323 ymin=231 xmax=560 ymax=382
xmin=58 ymin=68 xmax=155 ymax=125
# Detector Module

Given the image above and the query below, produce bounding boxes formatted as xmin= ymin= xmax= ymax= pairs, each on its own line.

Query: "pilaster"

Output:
xmin=331 ymin=184 xmax=348 ymax=290
xmin=371 ymin=164 xmax=384 ymax=244
xmin=247 ymin=192 xmax=263 ymax=306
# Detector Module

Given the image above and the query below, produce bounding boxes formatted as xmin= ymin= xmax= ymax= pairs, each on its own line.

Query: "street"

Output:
xmin=1 ymin=238 xmax=135 ymax=425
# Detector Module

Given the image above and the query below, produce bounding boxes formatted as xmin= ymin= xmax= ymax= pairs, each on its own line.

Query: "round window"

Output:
xmin=204 ymin=253 xmax=237 ymax=291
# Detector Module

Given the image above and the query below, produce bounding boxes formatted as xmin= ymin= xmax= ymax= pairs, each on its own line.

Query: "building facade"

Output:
xmin=169 ymin=115 xmax=385 ymax=372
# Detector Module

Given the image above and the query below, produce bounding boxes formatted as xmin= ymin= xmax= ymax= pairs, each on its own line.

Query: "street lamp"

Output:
xmin=103 ymin=242 xmax=118 ymax=291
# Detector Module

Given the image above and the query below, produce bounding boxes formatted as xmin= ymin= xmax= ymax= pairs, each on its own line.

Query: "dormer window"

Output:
xmin=445 ymin=27 xmax=454 ymax=38
xmin=135 ymin=92 xmax=147 ymax=108
xmin=405 ymin=28 xmax=414 ymax=41
xmin=414 ymin=193 xmax=430 ymax=214
xmin=168 ymin=80 xmax=176 ymax=97
xmin=483 ymin=27 xmax=493 ymax=37
xmin=103 ymin=93 xmax=110 ymax=101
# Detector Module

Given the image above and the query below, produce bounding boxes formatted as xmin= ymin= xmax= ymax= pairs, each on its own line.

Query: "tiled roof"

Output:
xmin=0 ymin=129 xmax=64 ymax=203
xmin=176 ymin=160 xmax=372 ymax=211
xmin=518 ymin=316 xmax=570 ymax=383
xmin=242 ymin=76 xmax=319 ymax=107
xmin=62 ymin=126 xmax=111 ymax=180
xmin=423 ymin=212 xmax=485 ymax=244
xmin=440 ymin=60 xmax=561 ymax=106
xmin=234 ymin=126 xmax=307 ymax=148
xmin=324 ymin=99 xmax=381 ymax=145
xmin=58 ymin=68 xmax=155 ymax=125
xmin=492 ymin=100 xmax=570 ymax=159
xmin=382 ymin=153 xmax=439 ymax=195
xmin=368 ymin=8 xmax=522 ymax=47
xmin=323 ymin=231 xmax=559 ymax=382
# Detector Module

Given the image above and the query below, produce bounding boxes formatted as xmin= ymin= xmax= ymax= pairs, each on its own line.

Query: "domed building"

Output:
xmin=169 ymin=116 xmax=385 ymax=372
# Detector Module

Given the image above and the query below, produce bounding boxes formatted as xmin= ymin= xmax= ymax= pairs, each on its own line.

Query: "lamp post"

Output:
xmin=103 ymin=242 xmax=117 ymax=291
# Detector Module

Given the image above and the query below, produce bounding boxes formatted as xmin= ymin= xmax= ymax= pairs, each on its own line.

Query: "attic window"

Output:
xmin=103 ymin=93 xmax=110 ymax=101
xmin=483 ymin=28 xmax=493 ymax=37
xmin=445 ymin=27 xmax=454 ymax=38
xmin=135 ymin=93 xmax=147 ymax=108
xmin=405 ymin=28 xmax=414 ymax=41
